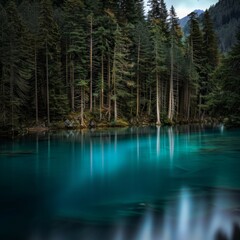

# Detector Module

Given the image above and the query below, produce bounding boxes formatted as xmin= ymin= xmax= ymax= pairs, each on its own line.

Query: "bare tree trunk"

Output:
xmin=187 ymin=87 xmax=190 ymax=121
xmin=176 ymin=62 xmax=179 ymax=120
xmin=35 ymin=42 xmax=38 ymax=125
xmin=89 ymin=15 xmax=93 ymax=112
xmin=168 ymin=35 xmax=174 ymax=122
xmin=108 ymin=56 xmax=111 ymax=121
xmin=80 ymin=86 xmax=84 ymax=126
xmin=199 ymin=93 xmax=202 ymax=120
xmin=100 ymin=53 xmax=104 ymax=120
xmin=114 ymin=93 xmax=117 ymax=122
xmin=156 ymin=73 xmax=161 ymax=125
xmin=1 ymin=75 xmax=6 ymax=125
xmin=148 ymin=86 xmax=152 ymax=116
xmin=10 ymin=53 xmax=14 ymax=129
xmin=136 ymin=37 xmax=140 ymax=117
xmin=46 ymin=42 xmax=50 ymax=126
xmin=113 ymin=74 xmax=117 ymax=122
xmin=112 ymin=56 xmax=117 ymax=122
xmin=70 ymin=61 xmax=75 ymax=112
xmin=65 ymin=42 xmax=68 ymax=94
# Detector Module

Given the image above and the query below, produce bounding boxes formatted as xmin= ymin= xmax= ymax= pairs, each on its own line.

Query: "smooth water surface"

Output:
xmin=1 ymin=125 xmax=240 ymax=240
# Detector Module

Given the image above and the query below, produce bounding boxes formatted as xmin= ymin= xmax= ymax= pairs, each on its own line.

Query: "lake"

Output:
xmin=1 ymin=125 xmax=240 ymax=240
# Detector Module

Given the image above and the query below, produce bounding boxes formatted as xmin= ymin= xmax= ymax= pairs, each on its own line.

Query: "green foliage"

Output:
xmin=208 ymin=0 xmax=240 ymax=52
xmin=0 ymin=0 xmax=238 ymax=128
xmin=112 ymin=24 xmax=134 ymax=120
xmin=0 ymin=1 xmax=34 ymax=127
xmin=208 ymin=29 xmax=240 ymax=121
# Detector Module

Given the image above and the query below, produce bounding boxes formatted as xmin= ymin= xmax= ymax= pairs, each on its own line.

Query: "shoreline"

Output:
xmin=0 ymin=118 xmax=228 ymax=138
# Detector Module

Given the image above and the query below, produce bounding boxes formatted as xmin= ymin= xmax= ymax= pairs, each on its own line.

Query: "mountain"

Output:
xmin=179 ymin=9 xmax=204 ymax=29
xmin=208 ymin=0 xmax=240 ymax=52
xmin=179 ymin=0 xmax=240 ymax=52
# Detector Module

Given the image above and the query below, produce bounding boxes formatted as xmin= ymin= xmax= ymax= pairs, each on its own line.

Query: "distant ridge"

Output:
xmin=208 ymin=0 xmax=240 ymax=52
xmin=179 ymin=9 xmax=204 ymax=29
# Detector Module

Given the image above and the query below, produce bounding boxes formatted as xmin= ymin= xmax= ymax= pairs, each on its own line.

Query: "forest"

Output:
xmin=0 ymin=0 xmax=239 ymax=130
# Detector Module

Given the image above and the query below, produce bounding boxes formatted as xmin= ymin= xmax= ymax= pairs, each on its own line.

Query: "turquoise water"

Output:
xmin=1 ymin=125 xmax=240 ymax=240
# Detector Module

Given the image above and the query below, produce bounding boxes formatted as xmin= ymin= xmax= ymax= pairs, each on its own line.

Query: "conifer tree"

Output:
xmin=201 ymin=10 xmax=219 ymax=115
xmin=134 ymin=21 xmax=150 ymax=117
xmin=148 ymin=0 xmax=161 ymax=20
xmin=188 ymin=11 xmax=204 ymax=119
xmin=63 ymin=0 xmax=87 ymax=123
xmin=208 ymin=29 xmax=240 ymax=119
xmin=112 ymin=24 xmax=133 ymax=122
xmin=39 ymin=0 xmax=54 ymax=125
xmin=39 ymin=0 xmax=67 ymax=124
xmin=19 ymin=0 xmax=41 ymax=125
xmin=159 ymin=0 xmax=168 ymax=35
xmin=0 ymin=4 xmax=8 ymax=127
xmin=2 ymin=1 xmax=33 ymax=128
xmin=150 ymin=19 xmax=167 ymax=124
xmin=168 ymin=6 xmax=182 ymax=122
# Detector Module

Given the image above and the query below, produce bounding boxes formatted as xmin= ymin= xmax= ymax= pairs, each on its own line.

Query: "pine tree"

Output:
xmin=19 ymin=0 xmax=41 ymax=125
xmin=150 ymin=19 xmax=167 ymax=125
xmin=188 ymin=11 xmax=204 ymax=119
xmin=167 ymin=6 xmax=182 ymax=122
xmin=112 ymin=24 xmax=133 ymax=122
xmin=39 ymin=0 xmax=54 ymax=125
xmin=132 ymin=19 xmax=151 ymax=118
xmin=159 ymin=0 xmax=168 ymax=35
xmin=39 ymin=0 xmax=68 ymax=125
xmin=208 ymin=29 xmax=240 ymax=120
xmin=0 ymin=4 xmax=8 ymax=127
xmin=93 ymin=14 xmax=113 ymax=120
xmin=1 ymin=1 xmax=34 ymax=129
xmin=200 ymin=10 xmax=219 ymax=117
xmin=63 ymin=0 xmax=87 ymax=124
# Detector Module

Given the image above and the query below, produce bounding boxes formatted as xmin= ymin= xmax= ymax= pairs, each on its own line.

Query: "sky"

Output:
xmin=144 ymin=0 xmax=219 ymax=18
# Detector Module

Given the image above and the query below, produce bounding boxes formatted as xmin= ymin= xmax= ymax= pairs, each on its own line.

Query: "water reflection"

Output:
xmin=29 ymin=187 xmax=240 ymax=240
xmin=1 ymin=125 xmax=240 ymax=240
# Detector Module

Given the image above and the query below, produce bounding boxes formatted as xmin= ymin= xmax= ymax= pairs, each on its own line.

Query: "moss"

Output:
xmin=110 ymin=119 xmax=129 ymax=127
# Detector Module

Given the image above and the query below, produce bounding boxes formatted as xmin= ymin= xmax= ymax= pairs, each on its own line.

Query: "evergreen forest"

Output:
xmin=0 ymin=0 xmax=239 ymax=130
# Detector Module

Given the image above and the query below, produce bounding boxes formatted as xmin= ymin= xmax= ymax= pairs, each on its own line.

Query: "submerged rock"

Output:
xmin=64 ymin=119 xmax=73 ymax=128
xmin=89 ymin=119 xmax=96 ymax=129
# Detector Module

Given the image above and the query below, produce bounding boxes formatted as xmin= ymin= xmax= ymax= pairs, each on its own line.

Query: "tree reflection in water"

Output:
xmin=29 ymin=187 xmax=240 ymax=240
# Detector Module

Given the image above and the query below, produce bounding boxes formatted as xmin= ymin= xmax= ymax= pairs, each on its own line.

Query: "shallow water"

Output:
xmin=0 ymin=125 xmax=240 ymax=240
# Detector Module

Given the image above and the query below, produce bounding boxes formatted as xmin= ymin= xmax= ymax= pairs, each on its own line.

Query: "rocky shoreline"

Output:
xmin=0 ymin=117 xmax=230 ymax=139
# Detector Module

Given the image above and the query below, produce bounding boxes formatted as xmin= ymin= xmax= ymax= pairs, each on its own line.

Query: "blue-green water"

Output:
xmin=1 ymin=125 xmax=240 ymax=240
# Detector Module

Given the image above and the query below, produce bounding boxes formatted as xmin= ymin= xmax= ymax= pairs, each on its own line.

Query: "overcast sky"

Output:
xmin=144 ymin=0 xmax=218 ymax=18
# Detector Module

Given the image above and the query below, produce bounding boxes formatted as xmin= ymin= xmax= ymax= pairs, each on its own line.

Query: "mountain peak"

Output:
xmin=179 ymin=9 xmax=204 ymax=28
xmin=193 ymin=9 xmax=204 ymax=15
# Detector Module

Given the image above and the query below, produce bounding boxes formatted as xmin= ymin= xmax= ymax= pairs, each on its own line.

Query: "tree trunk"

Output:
xmin=114 ymin=93 xmax=117 ymax=122
xmin=65 ymin=42 xmax=68 ymax=95
xmin=156 ymin=73 xmax=161 ymax=125
xmin=1 ymin=74 xmax=6 ymax=125
xmin=112 ymin=58 xmax=117 ymax=122
xmin=176 ymin=62 xmax=179 ymax=120
xmin=148 ymin=86 xmax=152 ymax=116
xmin=35 ymin=42 xmax=38 ymax=125
xmin=70 ymin=61 xmax=75 ymax=111
xmin=46 ymin=42 xmax=50 ymax=126
xmin=10 ymin=53 xmax=14 ymax=129
xmin=185 ymin=80 xmax=189 ymax=121
xmin=89 ymin=15 xmax=93 ymax=112
xmin=80 ymin=86 xmax=84 ymax=126
xmin=136 ymin=37 xmax=140 ymax=117
xmin=168 ymin=35 xmax=174 ymax=122
xmin=108 ymin=56 xmax=111 ymax=121
xmin=100 ymin=52 xmax=104 ymax=120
